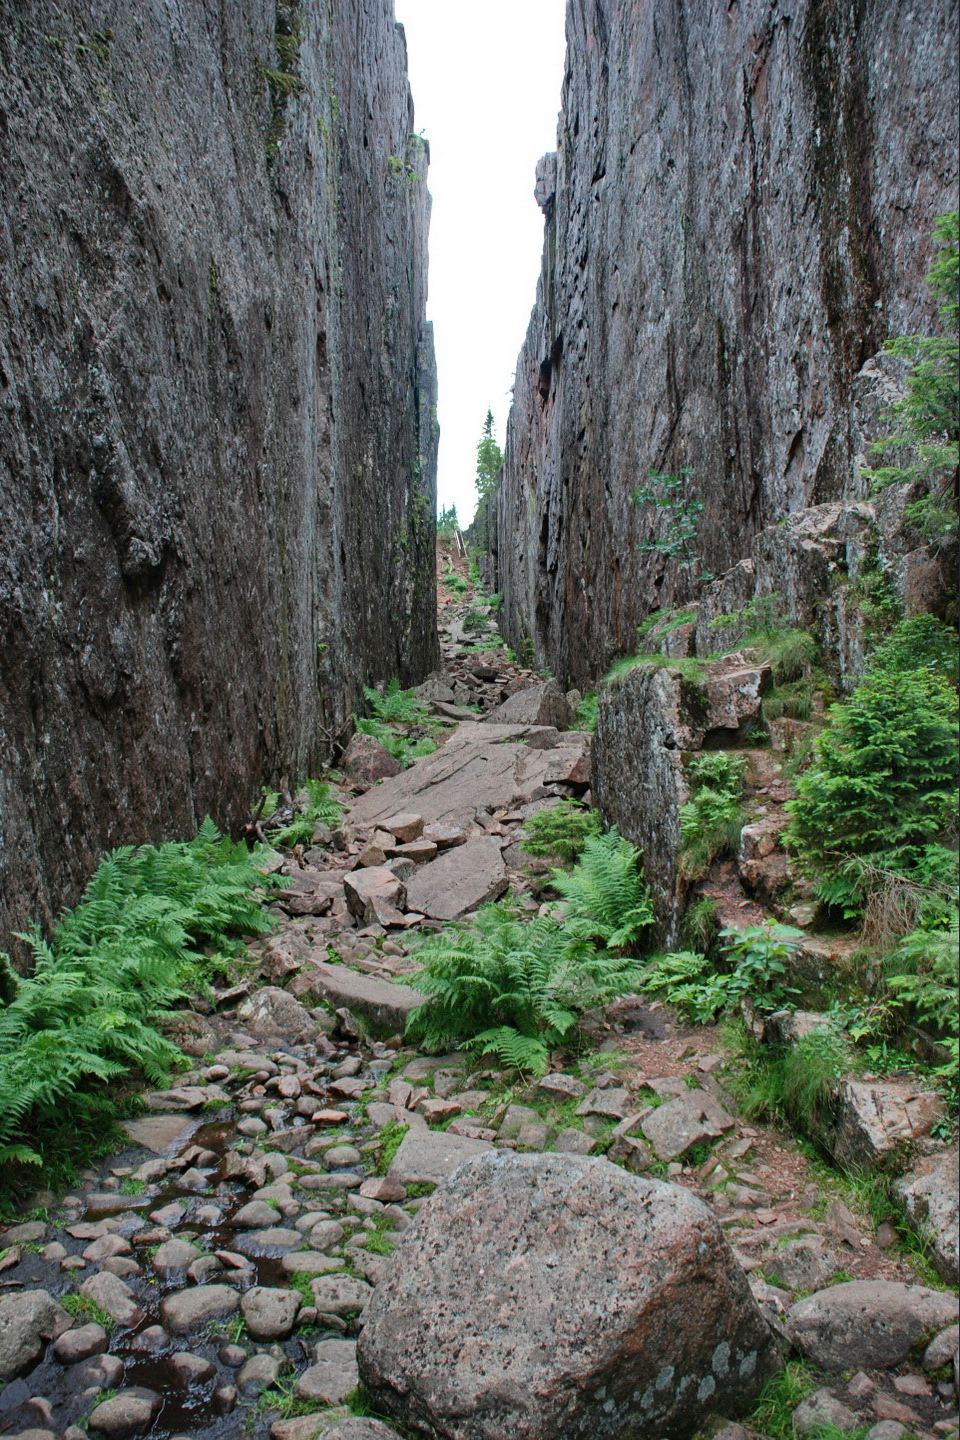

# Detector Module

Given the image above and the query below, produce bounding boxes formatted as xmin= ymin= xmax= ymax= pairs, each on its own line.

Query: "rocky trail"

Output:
xmin=0 ymin=566 xmax=957 ymax=1440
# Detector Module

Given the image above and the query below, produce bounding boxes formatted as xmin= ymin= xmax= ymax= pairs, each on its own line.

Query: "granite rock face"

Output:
xmin=359 ymin=1151 xmax=780 ymax=1439
xmin=483 ymin=0 xmax=958 ymax=687
xmin=0 ymin=0 xmax=438 ymax=955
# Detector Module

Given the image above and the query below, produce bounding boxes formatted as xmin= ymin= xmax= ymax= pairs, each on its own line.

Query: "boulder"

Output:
xmin=53 ymin=1322 xmax=109 ymax=1364
xmin=484 ymin=680 xmax=574 ymax=729
xmin=403 ymin=836 xmax=508 ymax=920
xmin=308 ymin=1275 xmax=374 ymax=1317
xmin=238 ymin=1351 xmax=280 ymax=1397
xmin=343 ymin=867 xmax=407 ymax=925
xmin=237 ymin=987 xmax=317 ymax=1037
xmin=0 ymin=1290 xmax=72 ymax=1382
xmin=787 ymin=1281 xmax=959 ymax=1369
xmin=86 ymin=1388 xmax=161 ymax=1439
xmin=358 ymin=1151 xmax=780 ymax=1439
xmin=120 ymin=1114 xmax=196 ymax=1154
xmin=341 ymin=733 xmax=403 ymax=784
xmin=832 ymin=1080 xmax=943 ymax=1172
xmin=762 ymin=1238 xmax=842 ymax=1293
xmin=640 ymin=1093 xmax=736 ymax=1161
xmin=792 ymin=1387 xmax=860 ymax=1435
xmin=386 ymin=1128 xmax=495 ymax=1185
xmin=893 ymin=1150 xmax=959 ymax=1285
xmin=293 ymin=963 xmax=425 ymax=1037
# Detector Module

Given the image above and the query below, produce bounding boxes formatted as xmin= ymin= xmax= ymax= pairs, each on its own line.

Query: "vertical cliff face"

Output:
xmin=491 ymin=0 xmax=958 ymax=687
xmin=0 ymin=0 xmax=437 ymax=952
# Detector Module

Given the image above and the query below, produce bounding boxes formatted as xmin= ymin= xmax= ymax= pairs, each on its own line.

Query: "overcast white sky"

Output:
xmin=392 ymin=1 xmax=568 ymax=525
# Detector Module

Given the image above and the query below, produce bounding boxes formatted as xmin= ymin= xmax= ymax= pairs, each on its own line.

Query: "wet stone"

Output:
xmin=160 ymin=1284 xmax=240 ymax=1335
xmin=238 ymin=1351 xmax=280 ymax=1396
xmin=151 ymin=1238 xmax=203 ymax=1279
xmin=87 ymin=1387 xmax=160 ymax=1439
xmin=241 ymin=1285 xmax=302 ymax=1340
xmin=168 ymin=1351 xmax=216 ymax=1385
xmin=52 ymin=1323 xmax=108 ymax=1365
xmin=234 ymin=1201 xmax=284 ymax=1228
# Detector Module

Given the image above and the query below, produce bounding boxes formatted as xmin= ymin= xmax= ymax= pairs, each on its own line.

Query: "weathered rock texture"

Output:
xmin=0 ymin=0 xmax=438 ymax=954
xmin=481 ymin=0 xmax=958 ymax=687
xmin=359 ymin=1151 xmax=780 ymax=1439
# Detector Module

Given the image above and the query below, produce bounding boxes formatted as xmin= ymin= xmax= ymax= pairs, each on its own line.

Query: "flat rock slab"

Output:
xmin=387 ymin=1128 xmax=495 ymax=1185
xmin=120 ymin=1114 xmax=197 ymax=1155
xmin=358 ymin=1151 xmax=780 ymax=1440
xmin=295 ymin=963 xmax=425 ymax=1037
xmin=345 ymin=734 xmax=568 ymax=832
xmin=403 ymin=836 xmax=508 ymax=921
xmin=787 ymin=1281 xmax=959 ymax=1369
xmin=640 ymin=1093 xmax=736 ymax=1161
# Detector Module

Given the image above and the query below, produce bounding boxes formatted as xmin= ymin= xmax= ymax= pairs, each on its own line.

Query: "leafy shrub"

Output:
xmin=268 ymin=778 xmax=344 ymax=847
xmin=550 ymin=831 xmax=655 ymax=951
xmin=786 ymin=668 xmax=958 ymax=885
xmin=638 ymin=922 xmax=801 ymax=1024
xmin=443 ymin=574 xmax=469 ymax=595
xmin=521 ymin=802 xmax=601 ymax=864
xmin=406 ymin=903 xmax=643 ymax=1076
xmin=0 ymin=821 xmax=271 ymax=1181
xmin=679 ymin=751 xmax=747 ymax=878
xmin=632 ymin=469 xmax=705 ymax=571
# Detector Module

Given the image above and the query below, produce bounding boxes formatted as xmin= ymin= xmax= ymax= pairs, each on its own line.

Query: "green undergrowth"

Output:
xmin=520 ymin=801 xmax=601 ymax=864
xmin=61 ymin=1293 xmax=115 ymax=1332
xmin=353 ymin=679 xmax=439 ymax=766
xmin=638 ymin=923 xmax=802 ymax=1027
xmin=405 ymin=832 xmax=655 ymax=1075
xmin=263 ymin=778 xmax=345 ymax=847
xmin=0 ymin=820 xmax=273 ymax=1213
xmin=679 ymin=752 xmax=748 ymax=879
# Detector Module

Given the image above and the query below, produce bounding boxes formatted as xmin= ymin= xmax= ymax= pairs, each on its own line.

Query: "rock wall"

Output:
xmin=0 ymin=0 xmax=438 ymax=954
xmin=487 ymin=0 xmax=958 ymax=688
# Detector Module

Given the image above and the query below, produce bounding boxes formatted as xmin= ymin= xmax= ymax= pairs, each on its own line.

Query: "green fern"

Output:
xmin=269 ymin=778 xmax=344 ymax=846
xmin=550 ymin=831 xmax=655 ymax=951
xmin=354 ymin=715 xmax=436 ymax=767
xmin=521 ymin=802 xmax=601 ymax=863
xmin=405 ymin=903 xmax=644 ymax=1076
xmin=0 ymin=822 xmax=272 ymax=1195
xmin=363 ymin=677 xmax=430 ymax=725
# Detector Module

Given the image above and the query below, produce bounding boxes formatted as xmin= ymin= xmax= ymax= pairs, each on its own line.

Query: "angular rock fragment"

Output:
xmin=832 ymin=1079 xmax=942 ymax=1172
xmin=341 ymin=734 xmax=403 ymax=784
xmin=893 ymin=1149 xmax=959 ymax=1286
xmin=359 ymin=1152 xmax=779 ymax=1439
xmin=403 ymin=835 xmax=508 ymax=920
xmin=294 ymin=963 xmax=424 ymax=1037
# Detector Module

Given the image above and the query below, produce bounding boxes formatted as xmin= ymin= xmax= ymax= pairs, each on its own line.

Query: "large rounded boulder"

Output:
xmin=357 ymin=1151 xmax=781 ymax=1439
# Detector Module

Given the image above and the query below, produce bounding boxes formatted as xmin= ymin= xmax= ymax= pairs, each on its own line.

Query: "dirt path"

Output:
xmin=0 ymin=564 xmax=955 ymax=1440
